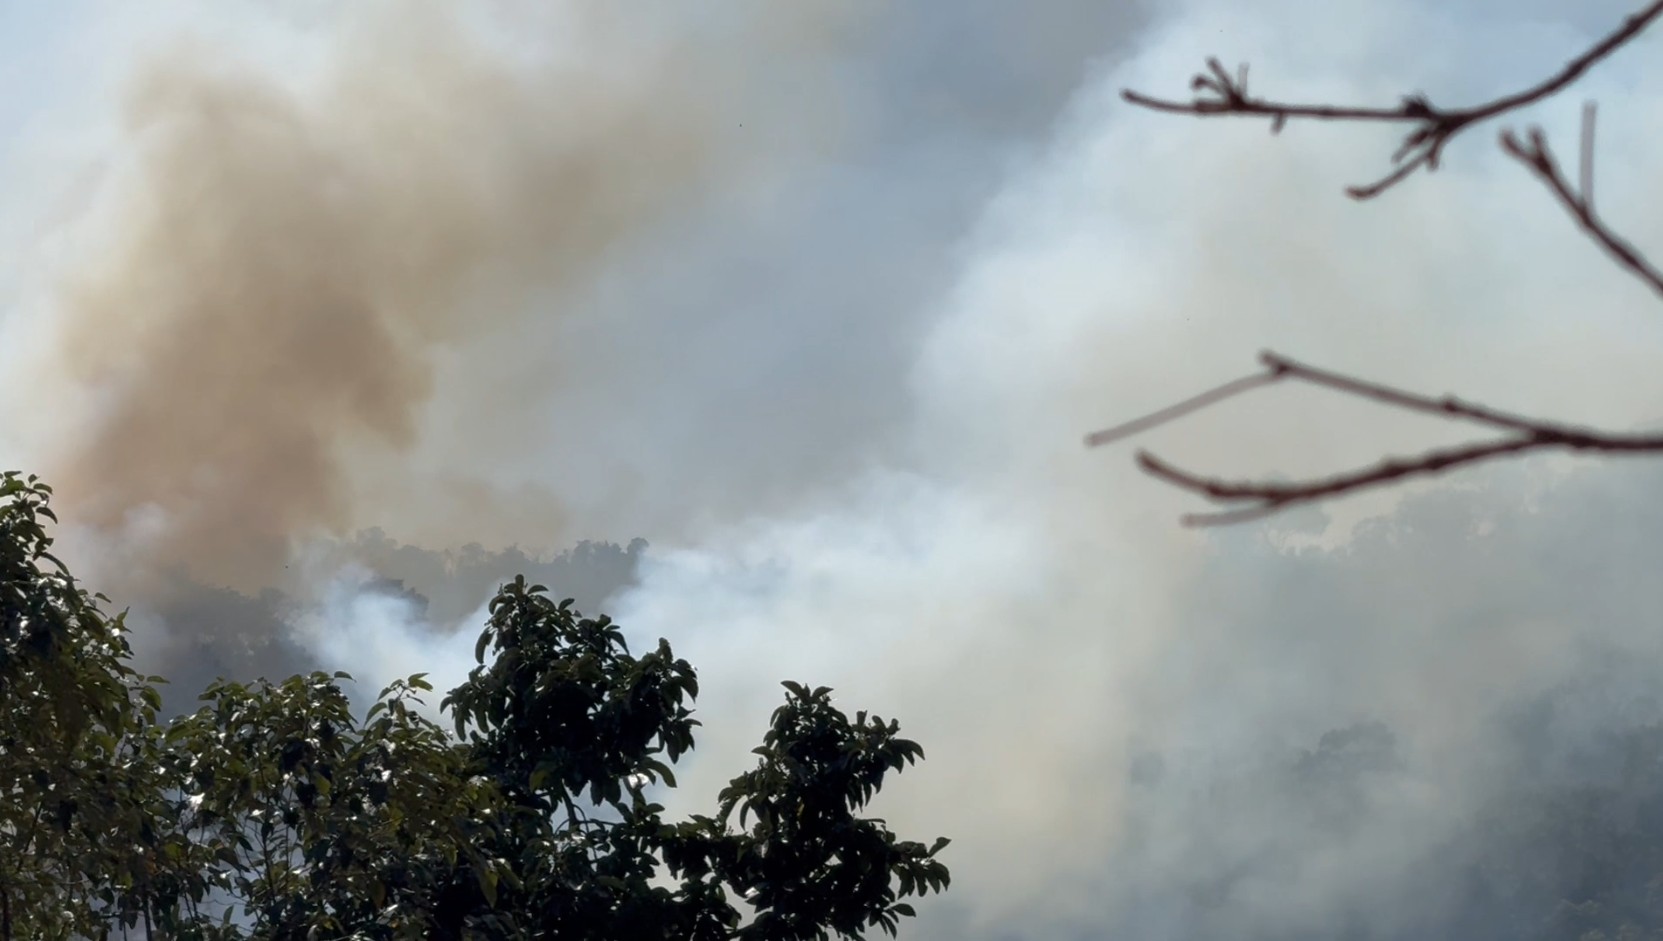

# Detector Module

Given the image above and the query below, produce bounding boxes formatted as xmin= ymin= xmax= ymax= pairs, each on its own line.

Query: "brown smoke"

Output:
xmin=35 ymin=3 xmax=851 ymax=594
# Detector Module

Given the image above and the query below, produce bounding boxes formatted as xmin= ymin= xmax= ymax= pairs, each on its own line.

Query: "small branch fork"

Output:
xmin=1500 ymin=124 xmax=1663 ymax=301
xmin=1121 ymin=0 xmax=1663 ymax=200
xmin=1096 ymin=2 xmax=1663 ymax=525
xmin=1086 ymin=352 xmax=1663 ymax=526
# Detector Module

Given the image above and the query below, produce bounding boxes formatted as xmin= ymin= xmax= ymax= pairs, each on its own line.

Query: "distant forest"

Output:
xmin=138 ymin=533 xmax=647 ymax=714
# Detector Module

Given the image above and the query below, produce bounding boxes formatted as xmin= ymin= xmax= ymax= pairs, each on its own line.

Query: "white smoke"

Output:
xmin=600 ymin=2 xmax=1663 ymax=937
xmin=8 ymin=0 xmax=1663 ymax=938
xmin=290 ymin=0 xmax=1663 ymax=932
xmin=294 ymin=562 xmax=484 ymax=710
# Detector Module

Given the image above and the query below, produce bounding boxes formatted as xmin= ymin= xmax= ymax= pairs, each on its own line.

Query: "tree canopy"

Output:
xmin=0 ymin=472 xmax=949 ymax=940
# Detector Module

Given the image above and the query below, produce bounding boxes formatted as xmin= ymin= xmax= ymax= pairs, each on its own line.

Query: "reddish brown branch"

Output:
xmin=1094 ymin=3 xmax=1663 ymax=525
xmin=1089 ymin=351 xmax=1663 ymax=526
xmin=1097 ymin=3 xmax=1663 ymax=525
xmin=1499 ymin=126 xmax=1663 ymax=302
xmin=1138 ymin=437 xmax=1544 ymax=526
xmin=1083 ymin=351 xmax=1572 ymax=448
xmin=1256 ymin=353 xmax=1578 ymax=435
xmin=1121 ymin=1 xmax=1663 ymax=199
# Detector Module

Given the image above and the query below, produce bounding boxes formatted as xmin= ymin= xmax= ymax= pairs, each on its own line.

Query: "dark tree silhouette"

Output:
xmin=0 ymin=474 xmax=949 ymax=940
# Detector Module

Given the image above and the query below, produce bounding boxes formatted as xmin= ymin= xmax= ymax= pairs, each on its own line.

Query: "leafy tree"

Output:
xmin=0 ymin=471 xmax=168 ymax=939
xmin=0 ymin=473 xmax=950 ymax=939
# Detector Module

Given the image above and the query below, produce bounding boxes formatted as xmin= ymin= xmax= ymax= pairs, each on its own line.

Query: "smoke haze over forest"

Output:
xmin=3 ymin=1 xmax=1663 ymax=937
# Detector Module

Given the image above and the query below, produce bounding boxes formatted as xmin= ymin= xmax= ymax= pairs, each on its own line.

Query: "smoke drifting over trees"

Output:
xmin=35 ymin=3 xmax=803 ymax=594
xmin=4 ymin=1 xmax=1663 ymax=938
xmin=133 ymin=535 xmax=646 ymax=715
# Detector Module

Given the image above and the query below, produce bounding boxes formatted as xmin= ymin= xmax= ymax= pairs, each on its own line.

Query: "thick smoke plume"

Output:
xmin=30 ymin=2 xmax=851 ymax=595
xmin=0 ymin=0 xmax=1145 ymax=693
xmin=14 ymin=1 xmax=1663 ymax=939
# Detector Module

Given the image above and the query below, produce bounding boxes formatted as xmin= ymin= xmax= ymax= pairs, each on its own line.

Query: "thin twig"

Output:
xmin=1083 ymin=369 xmax=1285 ymax=447
xmin=1581 ymin=100 xmax=1597 ymax=205
xmin=1143 ymin=436 xmax=1513 ymax=526
xmin=1499 ymin=126 xmax=1663 ymax=302
xmin=1145 ymin=414 xmax=1663 ymax=526
xmin=1086 ymin=350 xmax=1571 ymax=448
xmin=1121 ymin=1 xmax=1663 ymax=199
xmin=1147 ymin=441 xmax=1548 ymax=526
xmin=1259 ymin=352 xmax=1585 ymax=436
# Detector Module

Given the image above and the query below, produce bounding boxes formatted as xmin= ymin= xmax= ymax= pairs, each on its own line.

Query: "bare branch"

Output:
xmin=1085 ymin=350 xmax=1570 ymax=451
xmin=1095 ymin=3 xmax=1663 ymax=526
xmin=1138 ymin=437 xmax=1544 ymax=526
xmin=1256 ymin=352 xmax=1578 ymax=436
xmin=1121 ymin=1 xmax=1663 ymax=199
xmin=1499 ymin=126 xmax=1663 ymax=302
xmin=1092 ymin=351 xmax=1663 ymax=526
xmin=1083 ymin=368 xmax=1284 ymax=447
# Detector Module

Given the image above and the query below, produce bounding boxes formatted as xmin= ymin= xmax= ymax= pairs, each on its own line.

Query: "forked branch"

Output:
xmin=1499 ymin=125 xmax=1663 ymax=301
xmin=1121 ymin=1 xmax=1663 ymax=198
xmin=1087 ymin=353 xmax=1663 ymax=526
xmin=1100 ymin=3 xmax=1663 ymax=525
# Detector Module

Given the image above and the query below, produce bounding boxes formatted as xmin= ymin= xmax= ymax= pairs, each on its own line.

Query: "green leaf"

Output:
xmin=477 ymin=863 xmax=500 ymax=907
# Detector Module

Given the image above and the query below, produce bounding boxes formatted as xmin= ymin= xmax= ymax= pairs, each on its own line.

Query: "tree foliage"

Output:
xmin=0 ymin=472 xmax=949 ymax=939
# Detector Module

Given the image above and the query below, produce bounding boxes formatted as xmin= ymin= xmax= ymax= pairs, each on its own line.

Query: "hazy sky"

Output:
xmin=3 ymin=2 xmax=1663 ymax=938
